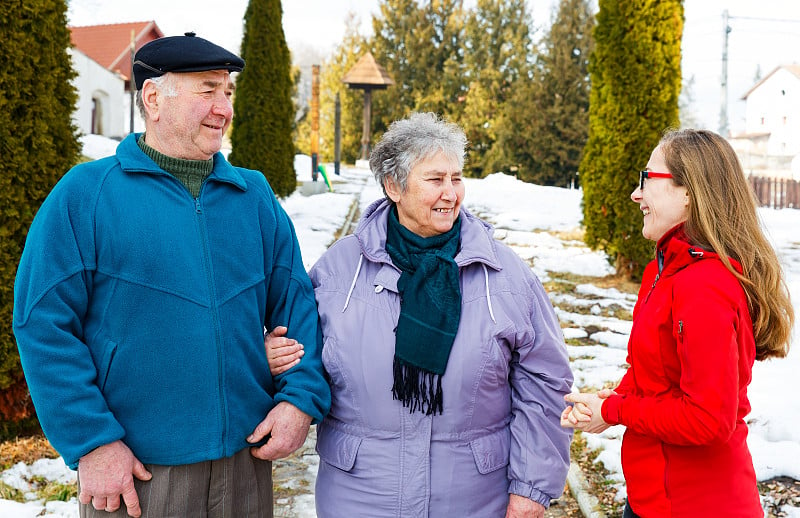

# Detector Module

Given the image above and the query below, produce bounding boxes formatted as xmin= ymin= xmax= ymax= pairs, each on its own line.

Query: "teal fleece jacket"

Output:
xmin=13 ymin=134 xmax=330 ymax=468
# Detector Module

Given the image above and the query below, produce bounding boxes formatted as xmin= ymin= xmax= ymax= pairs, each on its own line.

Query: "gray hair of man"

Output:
xmin=134 ymin=74 xmax=179 ymax=120
xmin=369 ymin=112 xmax=468 ymax=198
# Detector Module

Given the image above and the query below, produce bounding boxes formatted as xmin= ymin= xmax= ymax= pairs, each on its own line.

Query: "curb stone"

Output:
xmin=567 ymin=462 xmax=607 ymax=518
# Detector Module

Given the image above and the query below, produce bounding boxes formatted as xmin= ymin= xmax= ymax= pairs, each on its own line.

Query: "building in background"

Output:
xmin=731 ymin=64 xmax=800 ymax=179
xmin=69 ymin=21 xmax=164 ymax=139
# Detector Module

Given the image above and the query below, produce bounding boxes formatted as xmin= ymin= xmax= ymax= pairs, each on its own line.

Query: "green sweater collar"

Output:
xmin=137 ymin=135 xmax=213 ymax=197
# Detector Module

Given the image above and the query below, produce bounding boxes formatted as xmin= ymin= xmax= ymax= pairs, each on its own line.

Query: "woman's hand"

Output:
xmin=504 ymin=494 xmax=545 ymax=518
xmin=560 ymin=389 xmax=615 ymax=434
xmin=264 ymin=326 xmax=304 ymax=375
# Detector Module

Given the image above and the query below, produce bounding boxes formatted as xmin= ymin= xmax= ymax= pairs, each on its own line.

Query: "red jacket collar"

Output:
xmin=655 ymin=223 xmax=743 ymax=277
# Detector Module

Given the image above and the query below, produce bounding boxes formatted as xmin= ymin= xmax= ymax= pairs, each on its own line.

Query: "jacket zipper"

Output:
xmin=195 ymin=192 xmax=228 ymax=451
xmin=643 ymin=249 xmax=665 ymax=303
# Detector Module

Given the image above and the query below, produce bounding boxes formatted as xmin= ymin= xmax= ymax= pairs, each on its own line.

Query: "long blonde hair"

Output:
xmin=660 ymin=129 xmax=793 ymax=360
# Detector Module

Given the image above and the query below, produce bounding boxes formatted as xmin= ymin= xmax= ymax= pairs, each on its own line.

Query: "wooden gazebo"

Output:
xmin=342 ymin=53 xmax=394 ymax=161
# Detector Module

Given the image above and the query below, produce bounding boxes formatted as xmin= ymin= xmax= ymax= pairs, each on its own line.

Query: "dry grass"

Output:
xmin=0 ymin=434 xmax=59 ymax=471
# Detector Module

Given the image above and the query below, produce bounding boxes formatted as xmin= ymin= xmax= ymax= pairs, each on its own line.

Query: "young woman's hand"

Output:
xmin=560 ymin=389 xmax=615 ymax=434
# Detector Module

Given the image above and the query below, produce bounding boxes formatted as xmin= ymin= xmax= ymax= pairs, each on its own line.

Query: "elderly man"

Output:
xmin=13 ymin=33 xmax=329 ymax=517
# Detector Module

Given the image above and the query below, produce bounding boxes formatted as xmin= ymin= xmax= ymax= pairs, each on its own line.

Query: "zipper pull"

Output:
xmin=651 ymin=273 xmax=660 ymax=290
xmin=678 ymin=320 xmax=683 ymax=334
xmin=195 ymin=198 xmax=201 ymax=214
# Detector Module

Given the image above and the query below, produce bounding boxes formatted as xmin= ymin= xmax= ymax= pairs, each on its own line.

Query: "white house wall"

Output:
xmin=68 ymin=47 xmax=128 ymax=140
xmin=744 ymin=68 xmax=800 ymax=157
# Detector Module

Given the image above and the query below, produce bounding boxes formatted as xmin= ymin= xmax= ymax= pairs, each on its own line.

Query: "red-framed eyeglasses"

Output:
xmin=638 ymin=170 xmax=672 ymax=190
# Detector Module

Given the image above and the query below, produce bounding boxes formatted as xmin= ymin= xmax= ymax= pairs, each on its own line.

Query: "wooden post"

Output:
xmin=311 ymin=65 xmax=320 ymax=181
xmin=360 ymin=89 xmax=372 ymax=161
xmin=334 ymin=93 xmax=341 ymax=175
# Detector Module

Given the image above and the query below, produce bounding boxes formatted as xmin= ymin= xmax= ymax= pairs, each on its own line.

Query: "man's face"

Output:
xmin=149 ymin=70 xmax=235 ymax=160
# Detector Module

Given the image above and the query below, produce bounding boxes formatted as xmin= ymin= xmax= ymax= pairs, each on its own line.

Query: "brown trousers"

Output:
xmin=78 ymin=447 xmax=272 ymax=518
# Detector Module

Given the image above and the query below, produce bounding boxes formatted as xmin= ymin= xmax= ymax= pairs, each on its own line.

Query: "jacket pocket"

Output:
xmin=316 ymin=422 xmax=362 ymax=472
xmin=97 ymin=340 xmax=118 ymax=393
xmin=469 ymin=427 xmax=510 ymax=474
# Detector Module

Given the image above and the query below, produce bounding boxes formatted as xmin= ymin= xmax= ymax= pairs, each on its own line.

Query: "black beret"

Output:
xmin=133 ymin=32 xmax=245 ymax=90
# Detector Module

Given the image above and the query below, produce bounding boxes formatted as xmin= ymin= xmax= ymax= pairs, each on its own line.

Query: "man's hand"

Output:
xmin=247 ymin=401 xmax=312 ymax=461
xmin=505 ymin=494 xmax=545 ymax=518
xmin=264 ymin=326 xmax=304 ymax=375
xmin=77 ymin=440 xmax=152 ymax=517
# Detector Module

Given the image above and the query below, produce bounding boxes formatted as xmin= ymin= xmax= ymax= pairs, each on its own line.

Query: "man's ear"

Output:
xmin=141 ymin=80 xmax=161 ymax=121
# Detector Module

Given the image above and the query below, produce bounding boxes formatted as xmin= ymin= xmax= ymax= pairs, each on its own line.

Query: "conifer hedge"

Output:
xmin=229 ymin=0 xmax=297 ymax=198
xmin=0 ymin=0 xmax=81 ymax=426
xmin=580 ymin=0 xmax=683 ymax=277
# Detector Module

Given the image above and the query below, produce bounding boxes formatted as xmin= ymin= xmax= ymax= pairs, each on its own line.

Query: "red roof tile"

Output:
xmin=69 ymin=21 xmax=164 ymax=79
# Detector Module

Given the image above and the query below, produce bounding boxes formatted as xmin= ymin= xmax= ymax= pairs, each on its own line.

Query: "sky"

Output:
xmin=65 ymin=0 xmax=800 ymax=135
xmin=1 ymin=135 xmax=799 ymax=517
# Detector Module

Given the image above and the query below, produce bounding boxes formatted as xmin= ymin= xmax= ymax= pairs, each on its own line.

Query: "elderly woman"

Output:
xmin=268 ymin=112 xmax=573 ymax=517
xmin=562 ymin=129 xmax=794 ymax=517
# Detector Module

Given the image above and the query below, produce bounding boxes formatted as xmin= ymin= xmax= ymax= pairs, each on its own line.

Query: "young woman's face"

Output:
xmin=631 ymin=145 xmax=690 ymax=242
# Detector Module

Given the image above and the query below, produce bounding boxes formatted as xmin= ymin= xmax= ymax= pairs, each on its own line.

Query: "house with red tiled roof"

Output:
xmin=68 ymin=21 xmax=164 ymax=139
xmin=70 ymin=21 xmax=163 ymax=87
xmin=730 ymin=64 xmax=800 ymax=178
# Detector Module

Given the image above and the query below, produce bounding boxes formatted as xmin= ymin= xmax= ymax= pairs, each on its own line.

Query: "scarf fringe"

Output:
xmin=392 ymin=358 xmax=443 ymax=416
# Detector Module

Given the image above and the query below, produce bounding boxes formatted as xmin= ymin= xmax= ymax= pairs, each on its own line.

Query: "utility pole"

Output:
xmin=719 ymin=9 xmax=730 ymax=137
xmin=129 ymin=30 xmax=136 ymax=134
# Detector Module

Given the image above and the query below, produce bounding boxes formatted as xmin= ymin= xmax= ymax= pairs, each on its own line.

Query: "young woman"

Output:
xmin=562 ymin=129 xmax=794 ymax=517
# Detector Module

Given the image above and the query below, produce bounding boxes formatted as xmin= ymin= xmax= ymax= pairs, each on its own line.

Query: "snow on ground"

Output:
xmin=3 ymin=139 xmax=799 ymax=516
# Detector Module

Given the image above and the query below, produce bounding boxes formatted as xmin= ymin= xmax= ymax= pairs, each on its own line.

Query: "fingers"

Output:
xmin=78 ymin=490 xmax=92 ymax=505
xmin=250 ymin=433 xmax=293 ymax=461
xmin=266 ymin=335 xmax=304 ymax=375
xmin=132 ymin=459 xmax=152 ymax=481
xmin=574 ymin=401 xmax=592 ymax=419
xmin=250 ymin=442 xmax=278 ymax=461
xmin=121 ymin=483 xmax=143 ymax=518
xmin=247 ymin=415 xmax=274 ymax=445
xmin=268 ymin=325 xmax=288 ymax=338
xmin=91 ymin=496 xmax=107 ymax=511
xmin=105 ymin=494 xmax=121 ymax=513
xmin=597 ymin=388 xmax=618 ymax=399
xmin=270 ymin=343 xmax=304 ymax=365
xmin=560 ymin=406 xmax=575 ymax=428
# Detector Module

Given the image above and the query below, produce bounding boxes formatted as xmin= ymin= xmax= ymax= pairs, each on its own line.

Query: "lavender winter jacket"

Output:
xmin=311 ymin=199 xmax=573 ymax=517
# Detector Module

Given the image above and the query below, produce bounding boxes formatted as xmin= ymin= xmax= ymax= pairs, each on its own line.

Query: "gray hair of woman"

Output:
xmin=369 ymin=112 xmax=468 ymax=198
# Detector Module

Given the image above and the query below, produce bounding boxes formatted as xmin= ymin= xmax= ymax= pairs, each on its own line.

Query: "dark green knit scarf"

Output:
xmin=385 ymin=205 xmax=461 ymax=416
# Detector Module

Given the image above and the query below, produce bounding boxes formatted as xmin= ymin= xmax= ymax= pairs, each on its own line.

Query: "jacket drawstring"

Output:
xmin=482 ymin=264 xmax=496 ymax=324
xmin=343 ymin=254 xmax=496 ymax=323
xmin=342 ymin=254 xmax=364 ymax=312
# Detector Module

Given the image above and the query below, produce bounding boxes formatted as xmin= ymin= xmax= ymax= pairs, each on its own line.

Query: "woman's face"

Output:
xmin=385 ymin=152 xmax=465 ymax=237
xmin=630 ymin=145 xmax=690 ymax=242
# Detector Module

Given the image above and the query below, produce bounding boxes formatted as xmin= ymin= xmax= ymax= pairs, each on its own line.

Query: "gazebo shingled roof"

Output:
xmin=342 ymin=52 xmax=394 ymax=90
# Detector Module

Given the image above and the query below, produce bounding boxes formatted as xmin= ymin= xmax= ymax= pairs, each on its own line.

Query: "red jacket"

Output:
xmin=601 ymin=225 xmax=763 ymax=517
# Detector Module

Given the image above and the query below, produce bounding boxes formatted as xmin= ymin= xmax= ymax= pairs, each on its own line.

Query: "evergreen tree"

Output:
xmin=0 ymin=0 xmax=81 ymax=426
xmin=370 ymin=0 xmax=465 ymax=132
xmin=580 ymin=0 xmax=683 ymax=277
xmin=499 ymin=0 xmax=593 ymax=187
xmin=460 ymin=0 xmax=534 ymax=177
xmin=229 ymin=0 xmax=296 ymax=198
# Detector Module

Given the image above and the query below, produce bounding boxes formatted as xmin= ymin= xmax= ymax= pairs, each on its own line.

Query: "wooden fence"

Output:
xmin=748 ymin=176 xmax=800 ymax=209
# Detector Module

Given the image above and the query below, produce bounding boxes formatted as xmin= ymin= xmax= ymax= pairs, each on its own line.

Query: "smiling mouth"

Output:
xmin=434 ymin=208 xmax=453 ymax=214
xmin=642 ymin=208 xmax=650 ymax=216
xmin=204 ymin=121 xmax=225 ymax=130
